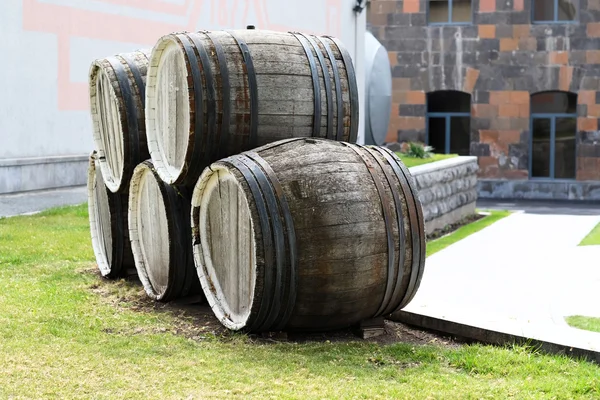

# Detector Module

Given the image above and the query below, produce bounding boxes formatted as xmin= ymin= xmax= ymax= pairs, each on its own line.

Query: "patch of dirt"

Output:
xmin=426 ymin=212 xmax=486 ymax=241
xmin=84 ymin=268 xmax=228 ymax=339
xmin=277 ymin=320 xmax=460 ymax=348
xmin=83 ymin=267 xmax=459 ymax=348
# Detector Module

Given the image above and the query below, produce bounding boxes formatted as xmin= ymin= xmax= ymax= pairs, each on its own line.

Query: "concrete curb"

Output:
xmin=391 ymin=311 xmax=600 ymax=365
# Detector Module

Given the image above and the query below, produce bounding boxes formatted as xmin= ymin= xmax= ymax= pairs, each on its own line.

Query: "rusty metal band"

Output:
xmin=238 ymin=155 xmax=287 ymax=332
xmin=106 ymin=56 xmax=140 ymax=169
xmin=387 ymin=149 xmax=426 ymax=308
xmin=177 ymin=34 xmax=205 ymax=186
xmin=363 ymin=146 xmax=407 ymax=316
xmin=292 ymin=32 xmax=322 ymax=138
xmin=377 ymin=147 xmax=425 ymax=310
xmin=342 ymin=143 xmax=396 ymax=318
xmin=315 ymin=37 xmax=343 ymax=141
xmin=380 ymin=147 xmax=425 ymax=306
xmin=328 ymin=36 xmax=359 ymax=143
xmin=222 ymin=156 xmax=275 ymax=332
xmin=301 ymin=33 xmax=334 ymax=140
xmin=245 ymin=151 xmax=298 ymax=331
xmin=187 ymin=33 xmax=218 ymax=170
xmin=120 ymin=52 xmax=146 ymax=106
xmin=371 ymin=147 xmax=414 ymax=313
xmin=228 ymin=31 xmax=259 ymax=149
xmin=204 ymin=31 xmax=231 ymax=160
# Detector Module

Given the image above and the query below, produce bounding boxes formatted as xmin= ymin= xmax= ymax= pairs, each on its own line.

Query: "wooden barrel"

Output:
xmin=190 ymin=138 xmax=425 ymax=332
xmin=128 ymin=160 xmax=202 ymax=301
xmin=87 ymin=152 xmax=136 ymax=279
xmin=145 ymin=29 xmax=359 ymax=187
xmin=89 ymin=49 xmax=151 ymax=193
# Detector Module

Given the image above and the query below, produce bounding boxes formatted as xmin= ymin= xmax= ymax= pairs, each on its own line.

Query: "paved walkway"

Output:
xmin=0 ymin=186 xmax=87 ymax=218
xmin=404 ymin=209 xmax=600 ymax=351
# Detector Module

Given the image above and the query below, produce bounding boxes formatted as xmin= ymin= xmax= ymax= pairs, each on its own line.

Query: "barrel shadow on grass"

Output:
xmin=81 ymin=266 xmax=460 ymax=348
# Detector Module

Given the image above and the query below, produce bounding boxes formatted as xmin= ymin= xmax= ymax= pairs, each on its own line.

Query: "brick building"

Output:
xmin=367 ymin=0 xmax=600 ymax=200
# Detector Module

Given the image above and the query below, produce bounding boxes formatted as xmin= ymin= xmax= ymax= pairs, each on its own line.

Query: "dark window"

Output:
xmin=427 ymin=91 xmax=471 ymax=155
xmin=533 ymin=0 xmax=577 ymax=22
xmin=530 ymin=91 xmax=577 ymax=179
xmin=429 ymin=0 xmax=472 ymax=24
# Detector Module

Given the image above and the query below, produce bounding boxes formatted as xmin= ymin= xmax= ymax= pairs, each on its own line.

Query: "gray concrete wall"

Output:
xmin=409 ymin=156 xmax=479 ymax=234
xmin=0 ymin=0 xmax=366 ymax=194
xmin=479 ymin=179 xmax=600 ymax=201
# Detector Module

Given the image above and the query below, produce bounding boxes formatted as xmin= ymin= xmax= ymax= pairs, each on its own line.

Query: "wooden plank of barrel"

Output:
xmin=145 ymin=29 xmax=359 ymax=187
xmin=128 ymin=160 xmax=202 ymax=302
xmin=190 ymin=138 xmax=425 ymax=332
xmin=87 ymin=151 xmax=136 ymax=279
xmin=89 ymin=49 xmax=151 ymax=193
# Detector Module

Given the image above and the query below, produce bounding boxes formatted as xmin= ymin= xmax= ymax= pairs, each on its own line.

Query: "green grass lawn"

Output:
xmin=0 ymin=205 xmax=598 ymax=399
xmin=579 ymin=222 xmax=600 ymax=246
xmin=566 ymin=316 xmax=600 ymax=333
xmin=396 ymin=153 xmax=458 ymax=168
xmin=426 ymin=210 xmax=512 ymax=257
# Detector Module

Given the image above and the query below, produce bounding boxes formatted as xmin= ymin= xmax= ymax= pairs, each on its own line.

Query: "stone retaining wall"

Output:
xmin=408 ymin=156 xmax=479 ymax=234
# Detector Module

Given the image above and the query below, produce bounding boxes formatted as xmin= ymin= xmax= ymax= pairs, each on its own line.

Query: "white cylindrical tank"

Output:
xmin=364 ymin=31 xmax=392 ymax=146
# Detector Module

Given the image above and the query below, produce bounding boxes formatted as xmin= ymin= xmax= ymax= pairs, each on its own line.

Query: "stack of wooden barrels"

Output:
xmin=87 ymin=27 xmax=426 ymax=333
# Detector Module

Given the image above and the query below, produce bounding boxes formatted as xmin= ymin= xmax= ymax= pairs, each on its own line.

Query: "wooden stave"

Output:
xmin=89 ymin=49 xmax=152 ymax=193
xmin=87 ymin=152 xmax=136 ymax=279
xmin=191 ymin=138 xmax=425 ymax=333
xmin=146 ymin=29 xmax=359 ymax=187
xmin=128 ymin=160 xmax=202 ymax=302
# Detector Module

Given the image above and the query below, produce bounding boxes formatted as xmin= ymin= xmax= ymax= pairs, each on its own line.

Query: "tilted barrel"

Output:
xmin=146 ymin=29 xmax=359 ymax=187
xmin=89 ymin=49 xmax=151 ymax=193
xmin=128 ymin=160 xmax=202 ymax=302
xmin=190 ymin=138 xmax=425 ymax=332
xmin=87 ymin=152 xmax=136 ymax=279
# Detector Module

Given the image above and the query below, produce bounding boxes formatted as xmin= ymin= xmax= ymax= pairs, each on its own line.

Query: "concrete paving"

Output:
xmin=403 ymin=209 xmax=600 ymax=352
xmin=0 ymin=186 xmax=87 ymax=218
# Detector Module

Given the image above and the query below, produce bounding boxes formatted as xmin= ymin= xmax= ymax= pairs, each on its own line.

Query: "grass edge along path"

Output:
xmin=1 ymin=205 xmax=599 ymax=399
xmin=566 ymin=316 xmax=600 ymax=333
xmin=426 ymin=210 xmax=512 ymax=257
xmin=579 ymin=221 xmax=600 ymax=246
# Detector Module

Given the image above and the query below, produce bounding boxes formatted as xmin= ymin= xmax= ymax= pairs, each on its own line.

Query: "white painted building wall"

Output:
xmin=0 ymin=0 xmax=366 ymax=194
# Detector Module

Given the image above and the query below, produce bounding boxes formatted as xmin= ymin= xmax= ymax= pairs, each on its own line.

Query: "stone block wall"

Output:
xmin=409 ymin=156 xmax=479 ymax=234
xmin=368 ymin=0 xmax=600 ymax=199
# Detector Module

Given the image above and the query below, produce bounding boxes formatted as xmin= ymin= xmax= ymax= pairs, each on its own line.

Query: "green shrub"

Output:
xmin=404 ymin=142 xmax=434 ymax=159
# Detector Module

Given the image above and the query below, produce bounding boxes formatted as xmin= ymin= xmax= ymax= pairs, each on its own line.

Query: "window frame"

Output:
xmin=427 ymin=0 xmax=473 ymax=26
xmin=426 ymin=112 xmax=471 ymax=154
xmin=529 ymin=112 xmax=577 ymax=180
xmin=531 ymin=0 xmax=578 ymax=24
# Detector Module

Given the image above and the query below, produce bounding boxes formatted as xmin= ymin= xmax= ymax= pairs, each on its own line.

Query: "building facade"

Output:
xmin=0 ymin=0 xmax=366 ymax=194
xmin=368 ymin=0 xmax=600 ymax=200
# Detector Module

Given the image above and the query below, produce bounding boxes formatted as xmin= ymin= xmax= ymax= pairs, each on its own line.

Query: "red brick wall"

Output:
xmin=368 ymin=0 xmax=600 ymax=182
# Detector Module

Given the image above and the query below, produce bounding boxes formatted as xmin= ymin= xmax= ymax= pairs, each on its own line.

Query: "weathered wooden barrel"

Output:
xmin=87 ymin=152 xmax=136 ymax=279
xmin=146 ymin=29 xmax=359 ymax=187
xmin=128 ymin=160 xmax=202 ymax=302
xmin=89 ymin=49 xmax=151 ymax=193
xmin=190 ymin=138 xmax=425 ymax=332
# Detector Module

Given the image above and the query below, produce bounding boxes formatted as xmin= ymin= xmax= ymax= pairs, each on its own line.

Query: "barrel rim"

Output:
xmin=145 ymin=35 xmax=191 ymax=185
xmin=128 ymin=160 xmax=172 ymax=301
xmin=87 ymin=151 xmax=116 ymax=278
xmin=191 ymin=164 xmax=258 ymax=331
xmin=89 ymin=62 xmax=127 ymax=193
